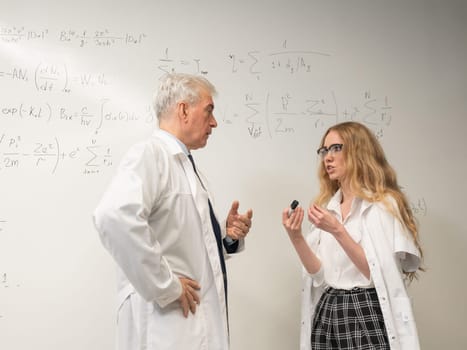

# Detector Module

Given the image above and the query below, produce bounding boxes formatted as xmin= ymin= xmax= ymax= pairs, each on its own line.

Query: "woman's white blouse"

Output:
xmin=309 ymin=191 xmax=373 ymax=289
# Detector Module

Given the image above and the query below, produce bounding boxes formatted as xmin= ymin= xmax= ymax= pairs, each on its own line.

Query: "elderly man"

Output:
xmin=94 ymin=73 xmax=253 ymax=350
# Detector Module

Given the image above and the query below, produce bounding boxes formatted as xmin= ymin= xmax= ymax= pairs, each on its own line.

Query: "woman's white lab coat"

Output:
xmin=93 ymin=130 xmax=240 ymax=350
xmin=299 ymin=195 xmax=421 ymax=350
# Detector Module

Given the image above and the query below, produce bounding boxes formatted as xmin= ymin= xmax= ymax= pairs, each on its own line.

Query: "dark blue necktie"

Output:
xmin=187 ymin=154 xmax=228 ymax=300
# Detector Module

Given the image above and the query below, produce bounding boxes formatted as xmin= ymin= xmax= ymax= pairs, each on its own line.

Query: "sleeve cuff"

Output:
xmin=308 ymin=265 xmax=325 ymax=287
xmin=223 ymin=237 xmax=239 ymax=253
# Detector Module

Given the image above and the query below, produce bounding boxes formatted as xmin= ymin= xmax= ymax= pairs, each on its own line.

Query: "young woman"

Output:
xmin=282 ymin=122 xmax=423 ymax=350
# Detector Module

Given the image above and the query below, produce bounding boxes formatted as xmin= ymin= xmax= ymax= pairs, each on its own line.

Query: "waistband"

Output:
xmin=324 ymin=287 xmax=377 ymax=295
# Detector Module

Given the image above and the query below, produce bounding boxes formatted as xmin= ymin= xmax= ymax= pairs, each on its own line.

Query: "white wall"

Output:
xmin=1 ymin=1 xmax=466 ymax=349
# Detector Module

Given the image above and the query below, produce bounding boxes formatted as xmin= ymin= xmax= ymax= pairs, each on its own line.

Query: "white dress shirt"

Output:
xmin=309 ymin=190 xmax=373 ymax=289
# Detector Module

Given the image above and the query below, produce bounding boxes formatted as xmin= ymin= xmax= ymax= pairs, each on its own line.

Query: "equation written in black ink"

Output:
xmin=221 ymin=90 xmax=392 ymax=139
xmin=0 ymin=26 xmax=48 ymax=43
xmin=410 ymin=197 xmax=427 ymax=217
xmin=0 ymin=133 xmax=113 ymax=175
xmin=1 ymin=25 xmax=146 ymax=47
xmin=0 ymin=62 xmax=109 ymax=93
xmin=1 ymin=273 xmax=20 ymax=289
xmin=1 ymin=100 xmax=155 ymax=134
xmin=0 ymin=271 xmax=20 ymax=320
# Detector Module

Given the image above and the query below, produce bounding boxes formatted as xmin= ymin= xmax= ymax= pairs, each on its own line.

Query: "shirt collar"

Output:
xmin=327 ymin=189 xmax=342 ymax=213
xmin=154 ymin=129 xmax=189 ymax=156
xmin=327 ymin=188 xmax=373 ymax=215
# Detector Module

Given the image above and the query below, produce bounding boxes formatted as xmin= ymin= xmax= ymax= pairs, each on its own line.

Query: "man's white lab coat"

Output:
xmin=94 ymin=130 xmax=240 ymax=350
xmin=299 ymin=195 xmax=421 ymax=350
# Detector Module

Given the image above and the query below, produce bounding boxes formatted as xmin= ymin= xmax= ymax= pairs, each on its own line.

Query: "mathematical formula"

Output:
xmin=0 ymin=25 xmax=398 ymax=174
xmin=0 ymin=271 xmax=20 ymax=320
xmin=1 ymin=273 xmax=19 ymax=289
xmin=1 ymin=26 xmax=146 ymax=47
xmin=1 ymin=100 xmax=154 ymax=134
xmin=0 ymin=62 xmax=109 ymax=93
xmin=221 ymin=89 xmax=392 ymax=139
xmin=0 ymin=133 xmax=112 ymax=174
xmin=410 ymin=197 xmax=428 ymax=217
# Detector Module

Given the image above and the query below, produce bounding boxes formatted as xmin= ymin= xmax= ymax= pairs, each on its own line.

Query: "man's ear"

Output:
xmin=177 ymin=102 xmax=189 ymax=122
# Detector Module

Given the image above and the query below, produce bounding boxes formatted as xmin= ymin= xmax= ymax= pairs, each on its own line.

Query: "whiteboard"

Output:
xmin=1 ymin=0 xmax=466 ymax=349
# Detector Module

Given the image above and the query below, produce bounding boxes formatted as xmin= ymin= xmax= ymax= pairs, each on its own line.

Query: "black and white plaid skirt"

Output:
xmin=311 ymin=287 xmax=390 ymax=350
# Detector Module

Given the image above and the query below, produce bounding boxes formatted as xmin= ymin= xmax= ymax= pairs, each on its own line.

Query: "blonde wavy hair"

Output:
xmin=315 ymin=121 xmax=423 ymax=280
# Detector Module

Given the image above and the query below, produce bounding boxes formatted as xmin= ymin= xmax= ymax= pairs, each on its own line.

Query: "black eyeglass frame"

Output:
xmin=316 ymin=143 xmax=344 ymax=158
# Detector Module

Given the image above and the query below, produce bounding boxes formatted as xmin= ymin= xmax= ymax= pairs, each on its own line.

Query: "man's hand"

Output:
xmin=178 ymin=277 xmax=201 ymax=318
xmin=226 ymin=200 xmax=253 ymax=240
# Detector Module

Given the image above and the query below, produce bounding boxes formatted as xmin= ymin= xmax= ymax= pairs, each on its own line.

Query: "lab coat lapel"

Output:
xmin=179 ymin=153 xmax=199 ymax=200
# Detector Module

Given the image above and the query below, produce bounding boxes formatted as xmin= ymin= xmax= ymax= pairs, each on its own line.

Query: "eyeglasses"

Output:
xmin=316 ymin=143 xmax=343 ymax=158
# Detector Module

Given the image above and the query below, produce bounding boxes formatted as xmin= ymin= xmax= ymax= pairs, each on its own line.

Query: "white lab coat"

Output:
xmin=93 ymin=130 xmax=242 ymax=350
xmin=300 ymin=194 xmax=421 ymax=350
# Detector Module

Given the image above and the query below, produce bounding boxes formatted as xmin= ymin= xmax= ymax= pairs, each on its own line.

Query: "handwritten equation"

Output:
xmin=0 ymin=34 xmax=393 ymax=140
xmin=222 ymin=90 xmax=392 ymax=139
xmin=152 ymin=46 xmax=391 ymax=139
xmin=0 ymin=133 xmax=113 ymax=174
xmin=228 ymin=47 xmax=331 ymax=78
xmin=410 ymin=197 xmax=428 ymax=217
xmin=1 ymin=273 xmax=19 ymax=289
xmin=0 ymin=272 xmax=20 ymax=320
xmin=0 ymin=26 xmax=48 ymax=43
xmin=156 ymin=48 xmax=209 ymax=77
xmin=1 ymin=100 xmax=154 ymax=134
xmin=155 ymin=42 xmax=330 ymax=79
xmin=1 ymin=25 xmax=146 ymax=47
xmin=59 ymin=29 xmax=146 ymax=47
xmin=0 ymin=62 xmax=109 ymax=93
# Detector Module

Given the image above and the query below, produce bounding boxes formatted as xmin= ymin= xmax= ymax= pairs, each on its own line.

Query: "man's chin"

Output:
xmin=191 ymin=142 xmax=207 ymax=150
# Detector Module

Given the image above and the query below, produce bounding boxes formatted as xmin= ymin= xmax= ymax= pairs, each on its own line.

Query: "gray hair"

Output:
xmin=153 ymin=73 xmax=217 ymax=120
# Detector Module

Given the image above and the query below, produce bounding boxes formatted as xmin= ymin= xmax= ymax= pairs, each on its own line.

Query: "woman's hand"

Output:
xmin=282 ymin=205 xmax=322 ymax=275
xmin=282 ymin=206 xmax=305 ymax=240
xmin=308 ymin=204 xmax=343 ymax=237
xmin=308 ymin=203 xmax=370 ymax=279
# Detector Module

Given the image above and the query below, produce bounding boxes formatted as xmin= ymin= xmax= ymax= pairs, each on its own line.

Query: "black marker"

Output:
xmin=288 ymin=200 xmax=299 ymax=217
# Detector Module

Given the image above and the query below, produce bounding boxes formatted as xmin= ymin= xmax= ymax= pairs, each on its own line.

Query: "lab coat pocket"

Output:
xmin=116 ymin=284 xmax=135 ymax=323
xmin=393 ymin=297 xmax=415 ymax=337
xmin=147 ymin=300 xmax=206 ymax=349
